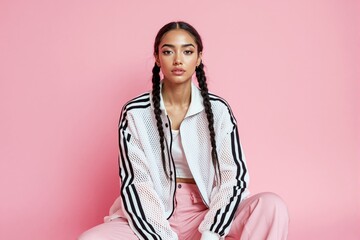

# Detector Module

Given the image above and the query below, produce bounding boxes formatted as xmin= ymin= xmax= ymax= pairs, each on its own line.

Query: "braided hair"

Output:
xmin=152 ymin=21 xmax=220 ymax=181
xmin=151 ymin=63 xmax=167 ymax=175
xmin=195 ymin=62 xmax=221 ymax=182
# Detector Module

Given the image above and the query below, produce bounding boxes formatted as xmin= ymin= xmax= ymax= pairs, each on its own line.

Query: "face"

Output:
xmin=156 ymin=29 xmax=202 ymax=86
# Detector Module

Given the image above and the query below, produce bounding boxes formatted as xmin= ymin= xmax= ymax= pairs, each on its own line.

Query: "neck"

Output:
xmin=162 ymin=81 xmax=191 ymax=107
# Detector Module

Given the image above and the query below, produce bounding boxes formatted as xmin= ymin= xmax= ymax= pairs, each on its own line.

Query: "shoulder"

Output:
xmin=208 ymin=92 xmax=238 ymax=124
xmin=120 ymin=92 xmax=152 ymax=115
xmin=118 ymin=92 xmax=152 ymax=127
xmin=208 ymin=92 xmax=233 ymax=112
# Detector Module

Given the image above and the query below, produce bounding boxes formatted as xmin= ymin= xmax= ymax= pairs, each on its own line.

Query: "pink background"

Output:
xmin=1 ymin=0 xmax=359 ymax=239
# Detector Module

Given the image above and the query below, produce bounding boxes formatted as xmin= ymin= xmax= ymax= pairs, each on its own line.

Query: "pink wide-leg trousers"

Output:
xmin=79 ymin=183 xmax=289 ymax=240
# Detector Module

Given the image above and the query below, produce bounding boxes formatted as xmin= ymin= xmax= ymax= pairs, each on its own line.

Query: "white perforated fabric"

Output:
xmin=118 ymin=82 xmax=249 ymax=240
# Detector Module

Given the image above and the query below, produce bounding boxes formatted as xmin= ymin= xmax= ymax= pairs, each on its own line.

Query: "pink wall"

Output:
xmin=1 ymin=0 xmax=359 ymax=239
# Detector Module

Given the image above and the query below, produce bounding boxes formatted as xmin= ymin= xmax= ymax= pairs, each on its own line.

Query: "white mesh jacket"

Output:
xmin=118 ymin=82 xmax=250 ymax=240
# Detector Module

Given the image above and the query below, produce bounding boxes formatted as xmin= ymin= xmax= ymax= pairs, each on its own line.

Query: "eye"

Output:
xmin=162 ymin=50 xmax=173 ymax=55
xmin=184 ymin=50 xmax=194 ymax=55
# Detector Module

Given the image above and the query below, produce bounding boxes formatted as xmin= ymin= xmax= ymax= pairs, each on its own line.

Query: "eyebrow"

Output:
xmin=161 ymin=43 xmax=196 ymax=49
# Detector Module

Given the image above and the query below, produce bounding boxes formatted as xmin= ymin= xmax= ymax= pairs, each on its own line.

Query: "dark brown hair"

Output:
xmin=152 ymin=21 xmax=220 ymax=181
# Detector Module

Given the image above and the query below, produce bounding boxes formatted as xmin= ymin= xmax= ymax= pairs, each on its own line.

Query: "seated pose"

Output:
xmin=79 ymin=21 xmax=289 ymax=240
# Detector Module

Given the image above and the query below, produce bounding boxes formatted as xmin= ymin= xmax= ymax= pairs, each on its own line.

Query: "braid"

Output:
xmin=196 ymin=62 xmax=221 ymax=183
xmin=152 ymin=63 xmax=168 ymax=178
xmin=153 ymin=21 xmax=212 ymax=181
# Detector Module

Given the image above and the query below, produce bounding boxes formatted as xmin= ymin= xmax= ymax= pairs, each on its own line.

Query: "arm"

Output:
xmin=118 ymin=110 xmax=178 ymax=240
xmin=199 ymin=105 xmax=250 ymax=239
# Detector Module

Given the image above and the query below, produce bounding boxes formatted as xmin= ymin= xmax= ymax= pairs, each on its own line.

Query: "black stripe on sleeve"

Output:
xmin=120 ymin=130 xmax=161 ymax=240
xmin=118 ymin=93 xmax=150 ymax=129
xmin=118 ymin=99 xmax=162 ymax=240
xmin=210 ymin=129 xmax=245 ymax=234
xmin=208 ymin=95 xmax=248 ymax=236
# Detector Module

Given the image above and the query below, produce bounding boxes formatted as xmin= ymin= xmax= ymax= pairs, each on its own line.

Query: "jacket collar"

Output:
xmin=150 ymin=81 xmax=204 ymax=118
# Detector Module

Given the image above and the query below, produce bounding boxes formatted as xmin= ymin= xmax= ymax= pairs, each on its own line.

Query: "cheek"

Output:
xmin=161 ymin=57 xmax=173 ymax=65
xmin=187 ymin=57 xmax=198 ymax=66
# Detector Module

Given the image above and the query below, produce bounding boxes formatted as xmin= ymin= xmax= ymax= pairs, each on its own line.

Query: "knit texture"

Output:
xmin=118 ymin=82 xmax=249 ymax=239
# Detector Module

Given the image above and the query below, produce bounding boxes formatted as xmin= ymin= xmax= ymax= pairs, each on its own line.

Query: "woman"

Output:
xmin=79 ymin=21 xmax=289 ymax=240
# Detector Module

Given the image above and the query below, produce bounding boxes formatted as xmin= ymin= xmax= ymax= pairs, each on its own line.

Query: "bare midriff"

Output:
xmin=176 ymin=178 xmax=195 ymax=184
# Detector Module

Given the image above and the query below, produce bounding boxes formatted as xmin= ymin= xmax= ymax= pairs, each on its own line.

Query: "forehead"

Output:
xmin=160 ymin=29 xmax=197 ymax=47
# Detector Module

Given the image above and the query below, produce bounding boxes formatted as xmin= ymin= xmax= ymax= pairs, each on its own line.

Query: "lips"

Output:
xmin=172 ymin=68 xmax=185 ymax=75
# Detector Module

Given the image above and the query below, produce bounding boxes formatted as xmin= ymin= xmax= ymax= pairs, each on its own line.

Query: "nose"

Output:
xmin=173 ymin=54 xmax=183 ymax=65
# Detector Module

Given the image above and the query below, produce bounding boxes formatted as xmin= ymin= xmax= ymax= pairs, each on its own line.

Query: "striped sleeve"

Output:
xmin=199 ymin=95 xmax=250 ymax=238
xmin=118 ymin=94 xmax=178 ymax=240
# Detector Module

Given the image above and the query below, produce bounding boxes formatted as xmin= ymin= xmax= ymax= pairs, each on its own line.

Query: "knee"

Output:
xmin=78 ymin=232 xmax=89 ymax=240
xmin=256 ymin=192 xmax=289 ymax=220
xmin=78 ymin=230 xmax=101 ymax=240
xmin=78 ymin=232 xmax=87 ymax=240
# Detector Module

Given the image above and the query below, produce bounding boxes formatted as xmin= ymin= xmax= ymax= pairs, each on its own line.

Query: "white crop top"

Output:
xmin=171 ymin=130 xmax=193 ymax=178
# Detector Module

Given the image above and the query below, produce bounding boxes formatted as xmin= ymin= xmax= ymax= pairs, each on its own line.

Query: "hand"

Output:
xmin=200 ymin=230 xmax=221 ymax=240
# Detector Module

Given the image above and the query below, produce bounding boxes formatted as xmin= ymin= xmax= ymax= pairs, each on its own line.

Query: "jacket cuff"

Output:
xmin=200 ymin=230 xmax=220 ymax=240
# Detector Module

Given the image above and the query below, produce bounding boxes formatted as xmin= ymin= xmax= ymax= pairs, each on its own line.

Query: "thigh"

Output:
xmin=170 ymin=183 xmax=208 ymax=240
xmin=78 ymin=218 xmax=138 ymax=240
xmin=226 ymin=192 xmax=289 ymax=240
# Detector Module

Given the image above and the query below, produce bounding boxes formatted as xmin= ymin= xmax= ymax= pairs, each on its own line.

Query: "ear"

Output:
xmin=197 ymin=52 xmax=202 ymax=67
xmin=155 ymin=54 xmax=161 ymax=67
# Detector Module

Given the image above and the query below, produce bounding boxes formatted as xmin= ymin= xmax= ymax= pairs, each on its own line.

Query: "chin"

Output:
xmin=165 ymin=76 xmax=192 ymax=84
